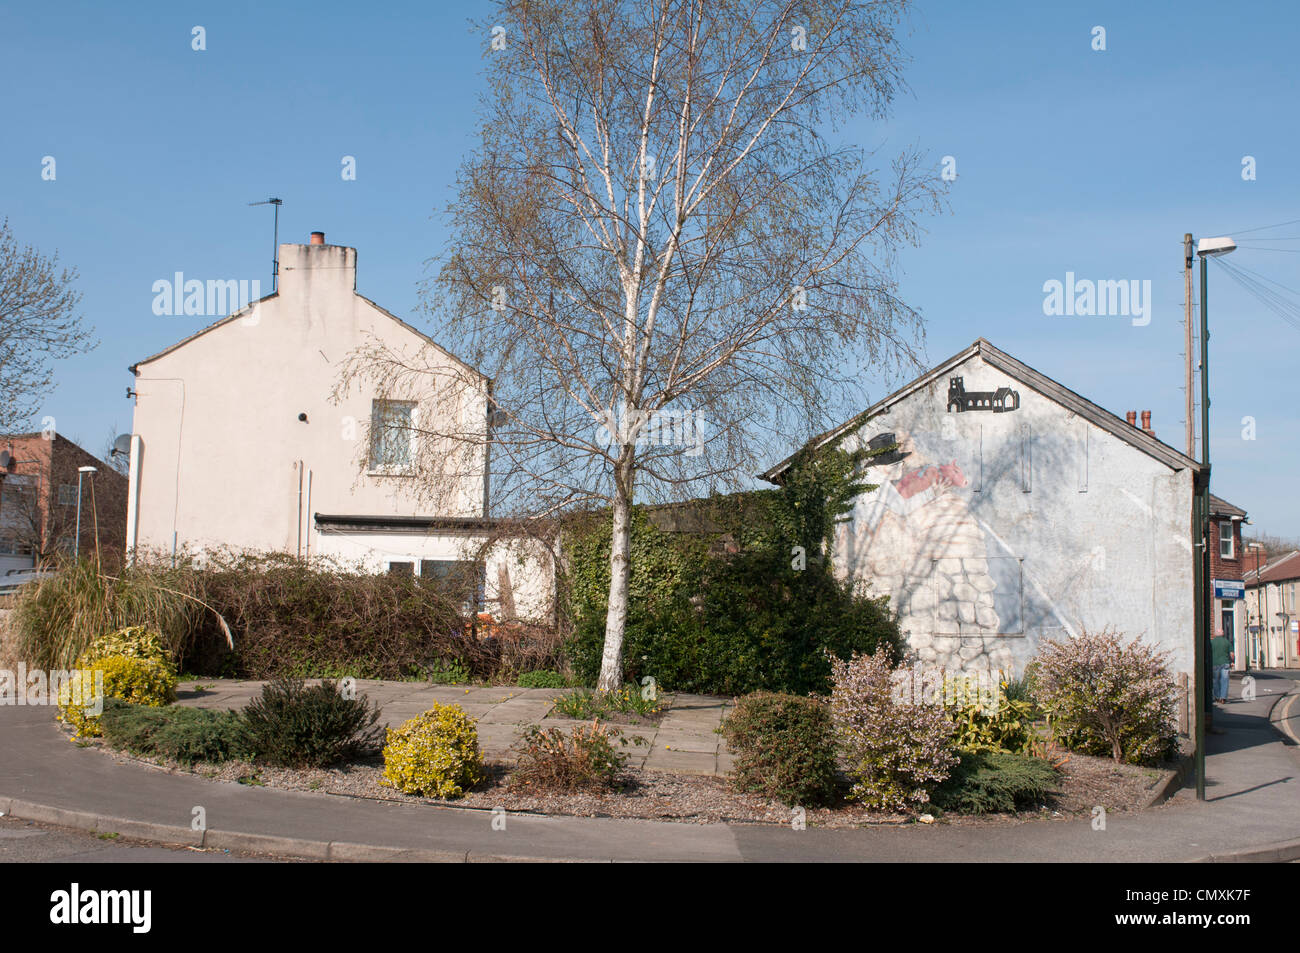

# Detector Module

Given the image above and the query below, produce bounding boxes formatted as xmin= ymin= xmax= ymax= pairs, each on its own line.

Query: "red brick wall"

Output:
xmin=0 ymin=433 xmax=128 ymax=567
xmin=1209 ymin=517 xmax=1243 ymax=583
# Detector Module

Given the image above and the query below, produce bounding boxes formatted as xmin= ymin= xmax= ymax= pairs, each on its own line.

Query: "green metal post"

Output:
xmin=1195 ymin=253 xmax=1212 ymax=800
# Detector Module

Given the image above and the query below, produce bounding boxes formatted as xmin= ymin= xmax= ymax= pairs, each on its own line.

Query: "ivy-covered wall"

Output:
xmin=561 ymin=449 xmax=903 ymax=695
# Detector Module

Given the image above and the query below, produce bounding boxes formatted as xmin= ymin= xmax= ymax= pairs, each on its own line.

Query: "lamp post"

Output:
xmin=1192 ymin=235 xmax=1235 ymax=801
xmin=73 ymin=465 xmax=97 ymax=561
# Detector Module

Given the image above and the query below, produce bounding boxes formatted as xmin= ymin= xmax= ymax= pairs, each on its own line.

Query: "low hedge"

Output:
xmin=12 ymin=552 xmax=562 ymax=682
xmin=566 ymin=542 xmax=902 ymax=696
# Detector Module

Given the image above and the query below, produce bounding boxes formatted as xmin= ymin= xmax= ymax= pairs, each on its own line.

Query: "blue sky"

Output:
xmin=3 ymin=1 xmax=1298 ymax=536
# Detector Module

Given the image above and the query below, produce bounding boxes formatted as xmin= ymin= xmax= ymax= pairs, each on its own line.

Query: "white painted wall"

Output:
xmin=129 ymin=240 xmax=487 ymax=560
xmin=831 ymin=353 xmax=1196 ymax=683
xmin=311 ymin=529 xmax=555 ymax=623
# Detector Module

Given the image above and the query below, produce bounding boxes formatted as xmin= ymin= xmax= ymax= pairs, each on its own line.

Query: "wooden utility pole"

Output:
xmin=1184 ymin=233 xmax=1195 ymax=456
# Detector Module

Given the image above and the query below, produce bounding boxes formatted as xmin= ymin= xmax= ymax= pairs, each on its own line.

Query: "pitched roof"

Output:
xmin=1209 ymin=494 xmax=1248 ymax=519
xmin=1244 ymin=550 xmax=1300 ymax=586
xmin=128 ymin=290 xmax=486 ymax=382
xmin=761 ymin=338 xmax=1202 ymax=483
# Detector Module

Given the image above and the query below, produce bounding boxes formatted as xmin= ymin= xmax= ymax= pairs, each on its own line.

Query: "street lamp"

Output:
xmin=74 ymin=465 xmax=97 ymax=561
xmin=1191 ymin=235 xmax=1235 ymax=801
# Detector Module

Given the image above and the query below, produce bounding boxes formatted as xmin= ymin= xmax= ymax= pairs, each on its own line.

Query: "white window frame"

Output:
xmin=367 ymin=399 xmax=419 ymax=475
xmin=1219 ymin=520 xmax=1234 ymax=560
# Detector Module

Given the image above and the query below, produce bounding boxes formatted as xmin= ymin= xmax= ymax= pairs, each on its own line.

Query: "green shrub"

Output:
xmin=720 ymin=692 xmax=838 ymax=807
xmin=941 ymin=675 xmax=1036 ymax=754
xmin=510 ymin=721 xmax=636 ymax=793
xmin=563 ymin=509 xmax=902 ymax=696
xmin=931 ymin=751 xmax=1060 ymax=814
xmin=1031 ymin=628 xmax=1177 ymax=765
xmin=240 ymin=678 xmax=383 ymax=767
xmin=551 ymin=685 xmax=664 ymax=721
xmin=382 ymin=703 xmax=484 ymax=798
xmin=425 ymin=659 xmax=472 ymax=685
xmin=99 ymin=699 xmax=250 ymax=765
xmin=830 ymin=650 xmax=957 ymax=812
xmin=516 ymin=669 xmax=568 ymax=689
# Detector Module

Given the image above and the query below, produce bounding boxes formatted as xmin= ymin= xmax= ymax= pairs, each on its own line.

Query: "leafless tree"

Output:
xmin=344 ymin=0 xmax=941 ymax=689
xmin=0 ymin=219 xmax=96 ymax=433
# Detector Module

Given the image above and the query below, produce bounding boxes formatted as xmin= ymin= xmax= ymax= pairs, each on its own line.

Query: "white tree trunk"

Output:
xmin=598 ymin=455 xmax=634 ymax=692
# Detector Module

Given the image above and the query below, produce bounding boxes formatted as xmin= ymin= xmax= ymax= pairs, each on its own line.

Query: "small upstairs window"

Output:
xmin=369 ymin=399 xmax=417 ymax=472
xmin=58 ymin=484 xmax=78 ymax=507
xmin=1219 ymin=520 xmax=1234 ymax=560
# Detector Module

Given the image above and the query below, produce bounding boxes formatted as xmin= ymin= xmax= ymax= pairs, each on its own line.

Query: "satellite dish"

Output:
xmin=0 ymin=450 xmax=11 ymax=469
xmin=112 ymin=434 xmax=133 ymax=456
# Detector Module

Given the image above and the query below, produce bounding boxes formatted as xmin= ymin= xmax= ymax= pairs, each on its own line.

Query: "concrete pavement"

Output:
xmin=0 ymin=671 xmax=1296 ymax=862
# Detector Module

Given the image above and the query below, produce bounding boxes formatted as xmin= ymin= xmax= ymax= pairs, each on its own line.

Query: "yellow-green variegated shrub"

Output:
xmin=58 ymin=627 xmax=178 ymax=738
xmin=81 ymin=625 xmax=174 ymax=667
xmin=382 ymin=703 xmax=483 ymax=799
xmin=58 ymin=654 xmax=178 ymax=738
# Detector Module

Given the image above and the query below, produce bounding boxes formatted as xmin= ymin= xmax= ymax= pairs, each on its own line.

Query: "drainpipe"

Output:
xmin=296 ymin=460 xmax=303 ymax=560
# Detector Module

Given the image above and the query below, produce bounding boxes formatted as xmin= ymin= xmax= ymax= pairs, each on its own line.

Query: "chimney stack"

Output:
xmin=310 ymin=231 xmax=325 ymax=245
xmin=1126 ymin=411 xmax=1137 ymax=427
xmin=1141 ymin=410 xmax=1153 ymax=435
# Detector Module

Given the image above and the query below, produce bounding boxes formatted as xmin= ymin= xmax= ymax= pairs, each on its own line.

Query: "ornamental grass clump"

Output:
xmin=1031 ymin=628 xmax=1177 ymax=765
xmin=382 ymin=703 xmax=484 ymax=799
xmin=830 ymin=649 xmax=956 ymax=813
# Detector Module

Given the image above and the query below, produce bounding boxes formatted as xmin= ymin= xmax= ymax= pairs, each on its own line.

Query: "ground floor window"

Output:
xmin=419 ymin=559 xmax=485 ymax=612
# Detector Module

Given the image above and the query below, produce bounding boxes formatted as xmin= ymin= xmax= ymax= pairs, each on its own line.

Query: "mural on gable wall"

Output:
xmin=834 ymin=379 xmax=1029 ymax=651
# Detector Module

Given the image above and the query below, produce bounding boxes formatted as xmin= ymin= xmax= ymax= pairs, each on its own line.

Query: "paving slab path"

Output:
xmin=173 ymin=679 xmax=735 ymax=776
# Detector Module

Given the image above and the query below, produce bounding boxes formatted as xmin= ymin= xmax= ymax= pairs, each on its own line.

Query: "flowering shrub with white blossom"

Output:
xmin=830 ymin=649 xmax=957 ymax=812
xmin=1031 ymin=628 xmax=1177 ymax=765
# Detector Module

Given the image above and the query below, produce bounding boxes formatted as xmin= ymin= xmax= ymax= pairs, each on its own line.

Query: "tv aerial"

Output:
xmin=249 ymin=197 xmax=284 ymax=291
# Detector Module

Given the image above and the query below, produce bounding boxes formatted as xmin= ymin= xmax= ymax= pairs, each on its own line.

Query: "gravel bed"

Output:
xmin=84 ymin=737 xmax=1165 ymax=829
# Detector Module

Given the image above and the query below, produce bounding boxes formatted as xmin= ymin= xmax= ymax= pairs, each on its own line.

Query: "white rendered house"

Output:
xmin=126 ymin=233 xmax=553 ymax=621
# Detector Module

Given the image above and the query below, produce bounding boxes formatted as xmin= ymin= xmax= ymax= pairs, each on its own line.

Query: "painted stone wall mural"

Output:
xmin=838 ymin=429 xmax=1002 ymax=637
